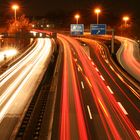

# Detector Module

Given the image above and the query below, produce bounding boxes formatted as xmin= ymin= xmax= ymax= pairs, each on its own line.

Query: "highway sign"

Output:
xmin=70 ymin=24 xmax=84 ymax=35
xmin=90 ymin=24 xmax=106 ymax=35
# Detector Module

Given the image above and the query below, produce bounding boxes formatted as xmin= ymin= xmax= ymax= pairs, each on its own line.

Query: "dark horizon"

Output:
xmin=0 ymin=0 xmax=140 ymax=38
xmin=0 ymin=0 xmax=140 ymax=17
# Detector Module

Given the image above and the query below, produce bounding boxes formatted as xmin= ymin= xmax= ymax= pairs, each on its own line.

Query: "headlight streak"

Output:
xmin=0 ymin=38 xmax=52 ymax=123
xmin=0 ymin=40 xmax=38 ymax=81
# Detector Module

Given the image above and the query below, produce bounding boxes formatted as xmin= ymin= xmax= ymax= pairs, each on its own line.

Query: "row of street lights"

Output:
xmin=11 ymin=4 xmax=130 ymax=28
xmin=74 ymin=8 xmax=101 ymax=24
xmin=74 ymin=8 xmax=130 ymax=27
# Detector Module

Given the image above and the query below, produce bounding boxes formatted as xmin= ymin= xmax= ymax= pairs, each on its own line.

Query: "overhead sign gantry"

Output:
xmin=70 ymin=24 xmax=84 ymax=35
xmin=90 ymin=24 xmax=106 ymax=35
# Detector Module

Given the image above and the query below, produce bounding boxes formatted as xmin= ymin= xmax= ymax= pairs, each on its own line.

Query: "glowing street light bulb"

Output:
xmin=123 ymin=16 xmax=129 ymax=21
xmin=74 ymin=14 xmax=80 ymax=24
xmin=123 ymin=16 xmax=130 ymax=27
xmin=95 ymin=8 xmax=101 ymax=14
xmin=94 ymin=8 xmax=101 ymax=24
xmin=12 ymin=5 xmax=19 ymax=10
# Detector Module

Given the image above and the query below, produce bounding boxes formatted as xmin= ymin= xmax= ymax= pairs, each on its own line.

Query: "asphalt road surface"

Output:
xmin=51 ymin=34 xmax=140 ymax=140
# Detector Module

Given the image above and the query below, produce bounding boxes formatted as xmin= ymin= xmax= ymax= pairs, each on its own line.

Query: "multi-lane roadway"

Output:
xmin=116 ymin=36 xmax=140 ymax=82
xmin=51 ymin=34 xmax=140 ymax=140
xmin=0 ymin=31 xmax=139 ymax=140
xmin=0 ymin=38 xmax=53 ymax=140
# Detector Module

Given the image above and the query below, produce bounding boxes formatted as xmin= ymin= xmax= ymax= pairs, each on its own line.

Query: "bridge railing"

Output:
xmin=0 ymin=30 xmax=57 ymax=39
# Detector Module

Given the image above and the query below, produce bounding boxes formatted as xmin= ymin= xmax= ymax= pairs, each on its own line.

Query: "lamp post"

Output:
xmin=123 ymin=16 xmax=130 ymax=27
xmin=74 ymin=14 xmax=80 ymax=24
xmin=12 ymin=4 xmax=19 ymax=21
xmin=94 ymin=8 xmax=101 ymax=24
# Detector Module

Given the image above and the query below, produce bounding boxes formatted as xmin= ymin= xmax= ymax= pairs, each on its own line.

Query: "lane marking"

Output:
xmin=105 ymin=60 xmax=109 ymax=64
xmin=100 ymin=75 xmax=105 ymax=81
xmin=91 ymin=62 xmax=95 ymax=66
xmin=81 ymin=81 xmax=85 ymax=89
xmin=88 ymin=56 xmax=91 ymax=60
xmin=87 ymin=105 xmax=93 ymax=120
xmin=95 ymin=67 xmax=99 ymax=72
xmin=118 ymin=102 xmax=128 ymax=115
xmin=136 ymin=130 xmax=140 ymax=137
xmin=107 ymin=86 xmax=114 ymax=94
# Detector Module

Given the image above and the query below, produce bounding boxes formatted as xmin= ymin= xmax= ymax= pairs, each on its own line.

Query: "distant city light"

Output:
xmin=40 ymin=33 xmax=43 ymax=37
xmin=30 ymin=31 xmax=37 ymax=36
xmin=46 ymin=24 xmax=50 ymax=28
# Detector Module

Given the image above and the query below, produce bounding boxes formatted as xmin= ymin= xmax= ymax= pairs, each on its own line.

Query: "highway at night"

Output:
xmin=51 ymin=34 xmax=140 ymax=140
xmin=0 ymin=38 xmax=53 ymax=139
xmin=0 ymin=1 xmax=140 ymax=139
xmin=0 ymin=31 xmax=139 ymax=140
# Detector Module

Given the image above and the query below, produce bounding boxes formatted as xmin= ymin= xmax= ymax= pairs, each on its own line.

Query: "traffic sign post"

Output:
xmin=90 ymin=24 xmax=106 ymax=35
xmin=106 ymin=29 xmax=115 ymax=54
xmin=70 ymin=24 xmax=84 ymax=36
xmin=90 ymin=24 xmax=114 ymax=54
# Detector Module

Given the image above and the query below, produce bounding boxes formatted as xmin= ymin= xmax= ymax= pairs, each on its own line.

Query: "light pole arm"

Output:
xmin=14 ymin=9 xmax=16 ymax=21
xmin=97 ymin=13 xmax=99 ymax=24
xmin=76 ymin=18 xmax=78 ymax=24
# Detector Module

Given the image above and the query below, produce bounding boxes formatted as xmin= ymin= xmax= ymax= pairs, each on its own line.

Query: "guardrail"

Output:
xmin=32 ymin=29 xmax=57 ymax=39
xmin=0 ymin=30 xmax=57 ymax=39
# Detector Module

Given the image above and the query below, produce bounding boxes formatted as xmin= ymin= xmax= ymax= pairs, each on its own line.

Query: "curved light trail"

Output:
xmin=0 ymin=38 xmax=53 ymax=139
xmin=57 ymin=34 xmax=140 ymax=139
xmin=116 ymin=37 xmax=140 ymax=82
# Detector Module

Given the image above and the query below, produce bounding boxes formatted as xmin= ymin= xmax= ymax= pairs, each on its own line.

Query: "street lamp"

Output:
xmin=74 ymin=14 xmax=80 ymax=24
xmin=94 ymin=8 xmax=101 ymax=24
xmin=123 ymin=16 xmax=130 ymax=27
xmin=12 ymin=4 xmax=19 ymax=21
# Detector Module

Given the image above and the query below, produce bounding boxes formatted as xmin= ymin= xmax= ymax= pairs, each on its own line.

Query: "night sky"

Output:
xmin=0 ymin=0 xmax=140 ymax=28
xmin=0 ymin=0 xmax=140 ymax=17
xmin=0 ymin=0 xmax=140 ymax=36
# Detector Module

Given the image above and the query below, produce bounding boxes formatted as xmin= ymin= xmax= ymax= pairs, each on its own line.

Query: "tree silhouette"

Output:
xmin=8 ymin=14 xmax=31 ymax=33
